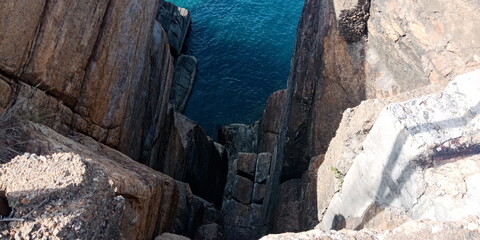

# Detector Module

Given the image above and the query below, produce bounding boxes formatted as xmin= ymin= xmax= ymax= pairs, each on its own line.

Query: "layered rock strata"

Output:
xmin=0 ymin=0 xmax=199 ymax=169
xmin=0 ymin=0 xmax=217 ymax=212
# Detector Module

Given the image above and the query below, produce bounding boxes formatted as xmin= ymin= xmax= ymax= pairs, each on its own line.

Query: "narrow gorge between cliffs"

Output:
xmin=2 ymin=0 xmax=479 ymax=239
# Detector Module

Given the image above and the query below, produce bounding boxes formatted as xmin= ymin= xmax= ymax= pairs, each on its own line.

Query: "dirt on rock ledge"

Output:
xmin=0 ymin=153 xmax=123 ymax=239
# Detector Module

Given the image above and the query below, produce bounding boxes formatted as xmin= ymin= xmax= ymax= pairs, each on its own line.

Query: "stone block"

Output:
xmin=237 ymin=152 xmax=257 ymax=177
xmin=255 ymin=153 xmax=272 ymax=183
xmin=232 ymin=175 xmax=253 ymax=205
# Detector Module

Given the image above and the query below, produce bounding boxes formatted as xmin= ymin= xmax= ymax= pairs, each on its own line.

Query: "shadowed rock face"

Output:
xmin=164 ymin=112 xmax=228 ymax=208
xmin=279 ymin=0 xmax=367 ymax=182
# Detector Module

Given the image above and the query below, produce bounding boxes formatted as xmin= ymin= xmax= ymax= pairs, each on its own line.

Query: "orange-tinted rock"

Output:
xmin=0 ymin=0 xmax=181 ymax=167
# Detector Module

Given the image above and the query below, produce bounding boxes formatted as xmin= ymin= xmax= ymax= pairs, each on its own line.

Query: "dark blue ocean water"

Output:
xmin=170 ymin=0 xmax=304 ymax=137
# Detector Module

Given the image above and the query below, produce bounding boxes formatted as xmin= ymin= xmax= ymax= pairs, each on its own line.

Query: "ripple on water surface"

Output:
xmin=169 ymin=0 xmax=304 ymax=137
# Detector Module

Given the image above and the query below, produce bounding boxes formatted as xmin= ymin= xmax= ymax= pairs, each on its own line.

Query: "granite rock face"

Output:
xmin=0 ymin=2 xmax=219 ymax=232
xmin=0 ymin=0 xmax=197 ymax=171
xmin=257 ymin=90 xmax=287 ymax=154
xmin=164 ymin=112 xmax=228 ymax=208
xmin=219 ymin=124 xmax=258 ymax=158
xmin=364 ymin=0 xmax=480 ymax=97
xmin=267 ymin=0 xmax=480 ymax=197
xmin=222 ymin=153 xmax=273 ymax=240
xmin=319 ymin=70 xmax=480 ymax=231
xmin=0 ymin=0 xmax=176 ymax=163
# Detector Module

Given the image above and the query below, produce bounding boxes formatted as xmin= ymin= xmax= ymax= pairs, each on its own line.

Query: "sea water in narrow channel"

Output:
xmin=169 ymin=0 xmax=304 ymax=137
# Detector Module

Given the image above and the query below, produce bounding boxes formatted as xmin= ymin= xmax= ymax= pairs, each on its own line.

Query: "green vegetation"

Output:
xmin=329 ymin=166 xmax=345 ymax=188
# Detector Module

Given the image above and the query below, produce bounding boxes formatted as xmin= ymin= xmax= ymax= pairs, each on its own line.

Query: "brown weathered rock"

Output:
xmin=0 ymin=76 xmax=12 ymax=114
xmin=278 ymin=0 xmax=366 ymax=182
xmin=232 ymin=175 xmax=254 ymax=205
xmin=20 ymin=124 xmax=178 ymax=239
xmin=258 ymin=90 xmax=286 ymax=154
xmin=218 ymin=123 xmax=258 ymax=162
xmin=237 ymin=153 xmax=258 ymax=177
xmin=4 ymin=122 xmax=223 ymax=239
xmin=0 ymin=0 xmax=195 ymax=170
xmin=364 ymin=0 xmax=480 ymax=97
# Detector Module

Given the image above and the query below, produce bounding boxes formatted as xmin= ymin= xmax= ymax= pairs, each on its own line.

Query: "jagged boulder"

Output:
xmin=164 ymin=112 xmax=228 ymax=208
xmin=316 ymin=82 xmax=446 ymax=223
xmin=319 ymin=70 xmax=480 ymax=230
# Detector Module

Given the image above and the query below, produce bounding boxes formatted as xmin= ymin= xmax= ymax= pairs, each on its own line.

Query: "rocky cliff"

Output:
xmin=222 ymin=0 xmax=480 ymax=238
xmin=1 ymin=0 xmax=480 ymax=239
xmin=0 ymin=0 xmax=228 ymax=239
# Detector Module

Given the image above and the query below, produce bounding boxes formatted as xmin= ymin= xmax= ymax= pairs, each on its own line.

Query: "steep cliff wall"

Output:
xmin=275 ymin=0 xmax=480 ymax=183
xmin=0 ymin=0 xmax=225 ymax=209
xmin=239 ymin=0 xmax=480 ymax=236
xmin=0 ymin=0 xmax=227 ymax=239
xmin=0 ymin=0 xmax=172 ymax=163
